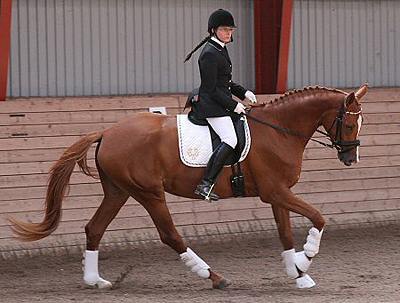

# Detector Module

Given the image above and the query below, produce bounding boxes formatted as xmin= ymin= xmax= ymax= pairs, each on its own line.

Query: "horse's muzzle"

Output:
xmin=338 ymin=150 xmax=358 ymax=166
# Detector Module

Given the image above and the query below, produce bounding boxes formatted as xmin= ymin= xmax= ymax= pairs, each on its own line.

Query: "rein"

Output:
xmin=245 ymin=99 xmax=362 ymax=152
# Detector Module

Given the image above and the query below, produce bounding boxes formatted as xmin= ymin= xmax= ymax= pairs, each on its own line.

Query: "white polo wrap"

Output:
xmin=296 ymin=274 xmax=316 ymax=288
xmin=83 ymin=250 xmax=101 ymax=285
xmin=294 ymin=251 xmax=313 ymax=273
xmin=281 ymin=249 xmax=300 ymax=278
xmin=82 ymin=250 xmax=112 ymax=289
xmin=180 ymin=247 xmax=210 ymax=279
xmin=303 ymin=227 xmax=324 ymax=257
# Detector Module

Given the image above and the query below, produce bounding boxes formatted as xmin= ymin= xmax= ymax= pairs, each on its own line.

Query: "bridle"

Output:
xmin=245 ymin=98 xmax=362 ymax=152
xmin=320 ymin=99 xmax=362 ymax=152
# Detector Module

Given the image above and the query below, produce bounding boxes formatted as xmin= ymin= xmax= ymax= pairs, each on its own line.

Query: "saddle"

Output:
xmin=185 ymin=88 xmax=247 ymax=166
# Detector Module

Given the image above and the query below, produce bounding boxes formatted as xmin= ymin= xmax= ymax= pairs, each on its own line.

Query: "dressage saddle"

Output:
xmin=185 ymin=88 xmax=246 ymax=166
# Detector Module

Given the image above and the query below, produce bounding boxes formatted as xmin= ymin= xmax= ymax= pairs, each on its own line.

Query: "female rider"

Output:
xmin=185 ymin=9 xmax=257 ymax=201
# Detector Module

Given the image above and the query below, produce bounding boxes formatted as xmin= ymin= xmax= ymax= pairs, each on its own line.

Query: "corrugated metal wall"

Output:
xmin=8 ymin=1 xmax=399 ymax=96
xmin=288 ymin=0 xmax=400 ymax=89
xmin=7 ymin=0 xmax=254 ymax=97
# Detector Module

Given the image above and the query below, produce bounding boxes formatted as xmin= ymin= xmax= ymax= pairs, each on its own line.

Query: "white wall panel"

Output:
xmin=288 ymin=0 xmax=400 ymax=89
xmin=7 ymin=0 xmax=254 ymax=97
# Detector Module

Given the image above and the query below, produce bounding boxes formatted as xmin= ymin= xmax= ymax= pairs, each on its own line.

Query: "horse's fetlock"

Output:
xmin=303 ymin=227 xmax=324 ymax=257
xmin=83 ymin=250 xmax=100 ymax=285
xmin=282 ymin=249 xmax=300 ymax=279
xmin=84 ymin=272 xmax=100 ymax=285
xmin=294 ymin=251 xmax=313 ymax=273
xmin=180 ymin=247 xmax=210 ymax=279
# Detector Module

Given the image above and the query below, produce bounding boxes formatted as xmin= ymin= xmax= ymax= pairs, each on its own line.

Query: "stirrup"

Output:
xmin=194 ymin=183 xmax=219 ymax=202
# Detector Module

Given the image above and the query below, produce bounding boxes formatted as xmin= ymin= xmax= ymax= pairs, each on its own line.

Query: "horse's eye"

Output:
xmin=346 ymin=124 xmax=354 ymax=130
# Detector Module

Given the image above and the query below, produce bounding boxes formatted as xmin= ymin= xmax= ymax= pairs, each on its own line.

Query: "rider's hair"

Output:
xmin=184 ymin=34 xmax=211 ymax=63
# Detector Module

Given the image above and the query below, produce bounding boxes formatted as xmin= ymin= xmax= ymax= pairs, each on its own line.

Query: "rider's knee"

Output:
xmin=223 ymin=136 xmax=237 ymax=149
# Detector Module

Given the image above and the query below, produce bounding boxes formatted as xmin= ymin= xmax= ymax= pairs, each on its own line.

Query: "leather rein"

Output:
xmin=245 ymin=99 xmax=362 ymax=152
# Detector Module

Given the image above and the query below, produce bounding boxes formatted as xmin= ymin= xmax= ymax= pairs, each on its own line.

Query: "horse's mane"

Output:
xmin=250 ymin=86 xmax=347 ymax=108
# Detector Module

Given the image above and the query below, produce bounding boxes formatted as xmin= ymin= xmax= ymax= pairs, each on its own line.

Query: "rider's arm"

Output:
xmin=231 ymin=82 xmax=247 ymax=101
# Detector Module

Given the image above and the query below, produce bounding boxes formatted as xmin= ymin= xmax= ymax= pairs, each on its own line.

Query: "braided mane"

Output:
xmin=250 ymin=86 xmax=347 ymax=108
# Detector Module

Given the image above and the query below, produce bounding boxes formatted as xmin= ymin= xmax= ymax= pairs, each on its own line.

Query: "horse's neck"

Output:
xmin=259 ymin=89 xmax=344 ymax=139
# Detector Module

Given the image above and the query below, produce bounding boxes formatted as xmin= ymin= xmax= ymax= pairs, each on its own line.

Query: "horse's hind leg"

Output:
xmin=83 ymin=170 xmax=129 ymax=289
xmin=132 ymin=189 xmax=231 ymax=289
xmin=272 ymin=205 xmax=294 ymax=251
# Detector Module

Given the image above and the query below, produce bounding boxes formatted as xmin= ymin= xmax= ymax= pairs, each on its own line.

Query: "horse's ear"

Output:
xmin=346 ymin=92 xmax=356 ymax=107
xmin=355 ymin=83 xmax=369 ymax=101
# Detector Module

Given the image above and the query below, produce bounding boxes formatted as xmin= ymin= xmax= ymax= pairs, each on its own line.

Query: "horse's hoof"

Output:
xmin=295 ymin=274 xmax=316 ymax=289
xmin=85 ymin=277 xmax=113 ymax=290
xmin=212 ymin=277 xmax=232 ymax=289
xmin=97 ymin=277 xmax=113 ymax=289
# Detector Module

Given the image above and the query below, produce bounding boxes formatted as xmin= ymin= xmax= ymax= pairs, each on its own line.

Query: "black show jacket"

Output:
xmin=195 ymin=39 xmax=247 ymax=119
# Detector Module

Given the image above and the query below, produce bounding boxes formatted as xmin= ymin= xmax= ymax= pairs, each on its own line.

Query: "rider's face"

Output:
xmin=215 ymin=26 xmax=235 ymax=44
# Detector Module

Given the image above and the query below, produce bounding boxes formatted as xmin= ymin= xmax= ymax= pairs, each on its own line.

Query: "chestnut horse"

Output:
xmin=8 ymin=84 xmax=367 ymax=290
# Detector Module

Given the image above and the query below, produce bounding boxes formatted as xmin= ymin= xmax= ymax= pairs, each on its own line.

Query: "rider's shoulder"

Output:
xmin=200 ymin=43 xmax=221 ymax=59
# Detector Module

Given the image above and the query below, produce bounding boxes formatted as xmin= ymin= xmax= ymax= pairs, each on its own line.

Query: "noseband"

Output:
xmin=245 ymin=98 xmax=362 ymax=152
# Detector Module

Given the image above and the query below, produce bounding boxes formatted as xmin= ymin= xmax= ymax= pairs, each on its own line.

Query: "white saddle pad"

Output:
xmin=177 ymin=114 xmax=251 ymax=167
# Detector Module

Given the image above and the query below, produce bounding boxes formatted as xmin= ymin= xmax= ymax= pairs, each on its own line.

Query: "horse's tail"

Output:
xmin=8 ymin=132 xmax=103 ymax=242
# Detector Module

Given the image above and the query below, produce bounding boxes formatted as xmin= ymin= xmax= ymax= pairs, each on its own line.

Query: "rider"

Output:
xmin=185 ymin=9 xmax=257 ymax=201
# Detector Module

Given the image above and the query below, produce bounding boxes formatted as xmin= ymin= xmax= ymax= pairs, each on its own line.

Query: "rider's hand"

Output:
xmin=245 ymin=90 xmax=257 ymax=103
xmin=234 ymin=102 xmax=246 ymax=114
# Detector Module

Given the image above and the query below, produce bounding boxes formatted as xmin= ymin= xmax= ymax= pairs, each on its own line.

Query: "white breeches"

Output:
xmin=206 ymin=116 xmax=237 ymax=149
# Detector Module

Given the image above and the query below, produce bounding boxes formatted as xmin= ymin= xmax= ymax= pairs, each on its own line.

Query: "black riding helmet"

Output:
xmin=184 ymin=9 xmax=236 ymax=62
xmin=207 ymin=9 xmax=236 ymax=33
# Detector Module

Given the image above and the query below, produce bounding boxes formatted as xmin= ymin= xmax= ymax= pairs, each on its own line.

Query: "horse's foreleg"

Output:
xmin=271 ymin=205 xmax=317 ymax=288
xmin=264 ymin=188 xmax=325 ymax=288
xmin=83 ymin=176 xmax=129 ymax=289
xmin=141 ymin=195 xmax=231 ymax=289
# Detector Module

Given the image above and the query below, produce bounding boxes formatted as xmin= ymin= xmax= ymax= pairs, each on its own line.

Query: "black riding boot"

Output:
xmin=195 ymin=142 xmax=234 ymax=201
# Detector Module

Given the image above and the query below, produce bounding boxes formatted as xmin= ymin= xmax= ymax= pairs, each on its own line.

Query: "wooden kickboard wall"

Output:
xmin=0 ymin=89 xmax=399 ymax=258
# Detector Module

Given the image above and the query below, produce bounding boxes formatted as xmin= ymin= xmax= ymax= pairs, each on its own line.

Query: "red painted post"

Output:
xmin=0 ymin=0 xmax=13 ymax=101
xmin=254 ymin=0 xmax=281 ymax=94
xmin=276 ymin=0 xmax=294 ymax=93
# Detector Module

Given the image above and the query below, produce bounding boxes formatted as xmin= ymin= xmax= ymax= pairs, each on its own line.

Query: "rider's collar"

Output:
xmin=211 ymin=36 xmax=225 ymax=48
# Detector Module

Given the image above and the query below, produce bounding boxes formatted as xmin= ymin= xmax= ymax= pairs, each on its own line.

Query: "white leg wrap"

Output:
xmin=281 ymin=249 xmax=300 ymax=278
xmin=303 ymin=227 xmax=324 ymax=257
xmin=82 ymin=250 xmax=112 ymax=289
xmin=180 ymin=247 xmax=210 ymax=279
xmin=294 ymin=251 xmax=313 ymax=273
xmin=296 ymin=274 xmax=316 ymax=289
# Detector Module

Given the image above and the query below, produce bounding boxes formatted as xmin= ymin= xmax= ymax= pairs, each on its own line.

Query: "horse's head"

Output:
xmin=323 ymin=84 xmax=367 ymax=166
